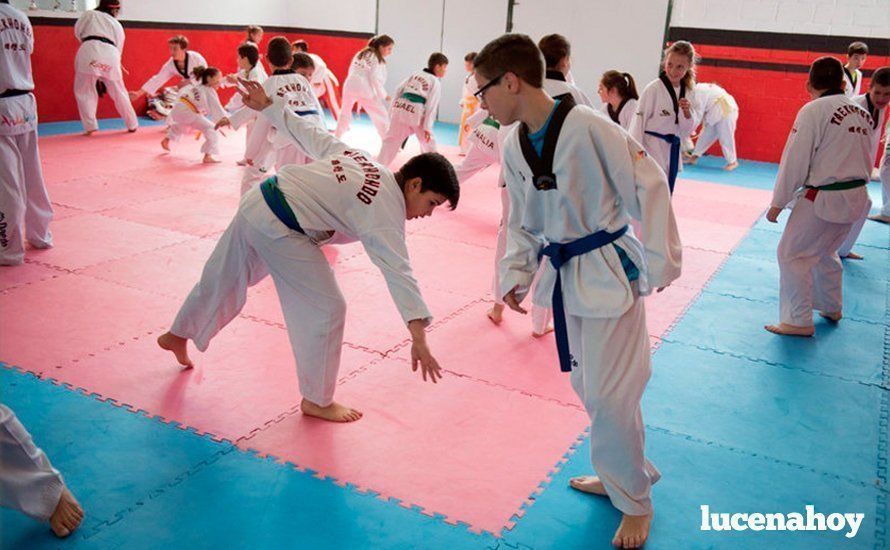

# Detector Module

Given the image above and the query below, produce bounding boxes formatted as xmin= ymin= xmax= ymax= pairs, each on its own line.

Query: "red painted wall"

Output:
xmin=31 ymin=20 xmax=369 ymax=123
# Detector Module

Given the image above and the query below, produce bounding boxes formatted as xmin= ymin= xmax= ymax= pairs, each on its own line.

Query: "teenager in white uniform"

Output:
xmin=158 ymin=78 xmax=460 ymax=422
xmin=474 ymin=34 xmax=682 ymax=549
xmin=160 ymin=66 xmax=227 ymax=164
xmin=335 ymin=34 xmax=394 ymax=139
xmin=598 ymin=70 xmax=639 ymax=131
xmin=0 ymin=0 xmax=53 ymax=266
xmin=130 ymin=35 xmax=208 ymax=100
xmin=764 ymin=57 xmax=873 ymax=337
xmin=538 ymin=34 xmax=594 ymax=107
xmin=458 ymin=52 xmax=479 ymax=155
xmin=377 ymin=53 xmax=447 ymax=166
xmin=843 ymin=42 xmax=867 ymax=98
xmin=293 ymin=40 xmax=340 ymax=119
xmin=222 ymin=42 xmax=267 ymax=166
xmin=837 ymin=67 xmax=890 ymax=258
xmin=870 ymin=138 xmax=890 ymax=224
xmin=72 ymin=0 xmax=138 ymax=135
xmin=630 ymin=41 xmax=697 ymax=194
xmin=685 ymin=82 xmax=739 ymax=171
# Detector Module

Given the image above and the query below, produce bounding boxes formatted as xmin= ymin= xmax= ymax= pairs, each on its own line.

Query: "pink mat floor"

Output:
xmin=0 ymin=125 xmax=772 ymax=536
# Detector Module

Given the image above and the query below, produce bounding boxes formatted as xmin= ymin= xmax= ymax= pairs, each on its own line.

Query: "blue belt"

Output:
xmin=645 ymin=131 xmax=680 ymax=194
xmin=540 ymin=225 xmax=628 ymax=372
xmin=294 ymin=109 xmax=320 ymax=117
xmin=260 ymin=176 xmax=305 ymax=234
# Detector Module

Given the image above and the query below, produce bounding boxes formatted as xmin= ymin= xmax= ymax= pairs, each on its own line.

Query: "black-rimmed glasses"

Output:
xmin=473 ymin=73 xmax=506 ymax=101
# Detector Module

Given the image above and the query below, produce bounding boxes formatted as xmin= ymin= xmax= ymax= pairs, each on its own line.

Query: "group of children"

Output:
xmin=1 ymin=1 xmax=889 ymax=547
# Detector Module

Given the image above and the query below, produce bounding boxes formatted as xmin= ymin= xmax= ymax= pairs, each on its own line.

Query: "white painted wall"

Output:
xmin=671 ymin=0 xmax=890 ymax=38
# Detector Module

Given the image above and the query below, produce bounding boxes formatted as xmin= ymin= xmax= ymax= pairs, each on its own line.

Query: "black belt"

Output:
xmin=0 ymin=89 xmax=30 ymax=99
xmin=84 ymin=35 xmax=116 ymax=47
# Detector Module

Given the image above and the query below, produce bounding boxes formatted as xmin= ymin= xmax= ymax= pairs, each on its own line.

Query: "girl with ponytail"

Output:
xmin=597 ymin=70 xmax=639 ymax=130
xmin=161 ymin=65 xmax=228 ymax=164
xmin=335 ymin=34 xmax=395 ymax=139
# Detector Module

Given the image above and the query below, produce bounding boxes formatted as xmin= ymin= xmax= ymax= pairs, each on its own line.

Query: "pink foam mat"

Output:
xmin=47 ymin=174 xmax=193 ymax=213
xmin=0 ymin=261 xmax=63 ymax=292
xmin=103 ymin=192 xmax=241 ymax=238
xmin=239 ymin=356 xmax=590 ymax=535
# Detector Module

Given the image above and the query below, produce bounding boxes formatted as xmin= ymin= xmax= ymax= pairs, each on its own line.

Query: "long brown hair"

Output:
xmin=358 ymin=34 xmax=394 ymax=64
xmin=663 ymin=40 xmax=697 ymax=90
xmin=601 ymin=70 xmax=639 ymax=100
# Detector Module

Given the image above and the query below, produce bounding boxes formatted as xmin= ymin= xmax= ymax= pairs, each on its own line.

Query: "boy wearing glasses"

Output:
xmin=473 ymin=34 xmax=681 ymax=549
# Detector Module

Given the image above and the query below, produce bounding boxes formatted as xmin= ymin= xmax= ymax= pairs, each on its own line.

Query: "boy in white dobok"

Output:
xmin=843 ymin=42 xmax=868 ymax=98
xmin=538 ymin=34 xmax=594 ymax=107
xmin=376 ymin=53 xmax=448 ymax=166
xmin=0 ymin=0 xmax=53 ymax=266
xmin=130 ymin=35 xmax=208 ymax=100
xmin=474 ymin=34 xmax=681 ymax=548
xmin=158 ymin=78 xmax=460 ymax=423
xmin=765 ymin=57 xmax=874 ymax=337
xmin=685 ymin=82 xmax=739 ymax=171
xmin=73 ymin=0 xmax=138 ymax=135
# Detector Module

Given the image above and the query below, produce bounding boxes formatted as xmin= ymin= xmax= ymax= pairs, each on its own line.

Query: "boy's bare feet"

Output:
xmin=819 ymin=311 xmax=842 ymax=323
xmin=127 ymin=128 xmax=138 ymax=133
xmin=868 ymin=214 xmax=890 ymax=224
xmin=569 ymin=475 xmax=608 ymax=496
xmin=301 ymin=399 xmax=362 ymax=422
xmin=83 ymin=130 xmax=95 ymax=136
xmin=157 ymin=332 xmax=194 ymax=368
xmin=684 ymin=154 xmax=698 ymax=165
xmin=487 ymin=304 xmax=504 ymax=326
xmin=532 ymin=324 xmax=554 ymax=338
xmin=160 ymin=137 xmax=170 ymax=151
xmin=841 ymin=251 xmax=863 ymax=260
xmin=764 ymin=323 xmax=814 ymax=337
xmin=723 ymin=161 xmax=739 ymax=171
xmin=203 ymin=154 xmax=221 ymax=164
xmin=612 ymin=513 xmax=652 ymax=549
xmin=49 ymin=487 xmax=84 ymax=538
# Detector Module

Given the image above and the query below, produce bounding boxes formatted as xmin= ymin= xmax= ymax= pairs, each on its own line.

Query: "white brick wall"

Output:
xmin=671 ymin=0 xmax=890 ymax=38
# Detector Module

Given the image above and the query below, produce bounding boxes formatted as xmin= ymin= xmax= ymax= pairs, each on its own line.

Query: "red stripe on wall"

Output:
xmin=32 ymin=23 xmax=368 ymax=123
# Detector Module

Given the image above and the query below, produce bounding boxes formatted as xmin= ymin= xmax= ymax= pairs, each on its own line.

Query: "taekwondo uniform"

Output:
xmin=843 ymin=66 xmax=863 ymax=98
xmin=335 ymin=51 xmax=389 ymax=138
xmin=543 ymin=70 xmax=594 ymax=107
xmin=601 ymin=98 xmax=638 ymax=131
xmin=500 ymin=100 xmax=682 ymax=515
xmin=141 ymin=50 xmax=208 ymax=96
xmin=630 ymin=75 xmax=697 ymax=193
xmin=0 ymin=2 xmax=52 ymax=266
xmin=689 ymin=82 xmax=739 ymax=164
xmin=171 ymin=101 xmax=433 ymax=407
xmin=223 ymin=62 xmax=267 ymax=163
xmin=459 ymin=72 xmax=480 ymax=154
xmin=306 ymin=52 xmax=341 ymax=119
xmin=165 ymin=82 xmax=226 ymax=157
xmin=73 ymin=9 xmax=137 ymax=133
xmin=772 ymin=91 xmax=873 ymax=326
xmin=837 ymin=92 xmax=888 ymax=256
xmin=377 ymin=68 xmax=442 ymax=166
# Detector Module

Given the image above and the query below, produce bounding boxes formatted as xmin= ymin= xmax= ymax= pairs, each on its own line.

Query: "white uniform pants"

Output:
xmin=377 ymin=120 xmax=437 ymax=166
xmin=454 ymin=144 xmax=495 ymax=185
xmin=880 ymin=144 xmax=890 ymax=217
xmin=777 ymin=197 xmax=851 ymax=326
xmin=692 ymin=113 xmax=738 ymax=164
xmin=166 ymin=108 xmax=220 ymax=156
xmin=73 ymin=72 xmax=138 ymax=133
xmin=566 ymin=294 xmax=660 ymax=516
xmin=0 ymin=129 xmax=53 ymax=265
xmin=0 ymin=405 xmax=65 ymax=522
xmin=171 ymin=190 xmax=346 ymax=406
xmin=837 ymin=200 xmax=871 ymax=257
xmin=335 ymin=91 xmax=389 ymax=139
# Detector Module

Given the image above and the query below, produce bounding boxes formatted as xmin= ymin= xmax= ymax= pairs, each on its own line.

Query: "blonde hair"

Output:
xmin=663 ymin=40 xmax=697 ymax=90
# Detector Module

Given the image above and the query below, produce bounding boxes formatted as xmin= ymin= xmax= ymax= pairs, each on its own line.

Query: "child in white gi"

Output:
xmin=538 ymin=34 xmax=594 ymax=107
xmin=474 ymin=34 xmax=682 ymax=548
xmin=0 ymin=404 xmax=84 ymax=537
xmin=335 ymin=34 xmax=394 ymax=139
xmin=376 ymin=53 xmax=448 ymax=166
xmin=161 ymin=66 xmax=227 ymax=163
xmin=685 ymin=82 xmax=739 ymax=171
xmin=73 ymin=0 xmax=138 ymax=135
xmin=223 ymin=42 xmax=267 ymax=166
xmin=0 ymin=0 xmax=53 ymax=266
xmin=130 ymin=35 xmax=208 ymax=101
xmin=598 ymin=70 xmax=639 ymax=131
xmin=630 ymin=40 xmax=697 ymax=194
xmin=843 ymin=42 xmax=868 ymax=98
xmin=158 ymin=78 xmax=461 ymax=423
xmin=292 ymin=40 xmax=341 ymax=119
xmin=765 ymin=57 xmax=874 ymax=337
xmin=869 ymin=139 xmax=890 ymax=224
xmin=836 ymin=67 xmax=890 ymax=258
xmin=458 ymin=52 xmax=479 ymax=155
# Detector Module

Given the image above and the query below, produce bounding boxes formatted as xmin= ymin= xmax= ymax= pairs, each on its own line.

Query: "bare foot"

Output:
xmin=203 ymin=154 xmax=221 ymax=164
xmin=868 ymin=214 xmax=890 ymax=224
xmin=840 ymin=251 xmax=863 ymax=260
xmin=236 ymin=158 xmax=249 ymax=166
xmin=569 ymin=475 xmax=608 ymax=496
xmin=612 ymin=513 xmax=652 ymax=549
xmin=764 ymin=323 xmax=814 ymax=337
xmin=83 ymin=130 xmax=95 ymax=137
xmin=301 ymin=398 xmax=362 ymax=422
xmin=532 ymin=324 xmax=554 ymax=338
xmin=127 ymin=128 xmax=138 ymax=133
xmin=684 ymin=154 xmax=698 ymax=165
xmin=49 ymin=487 xmax=84 ymax=538
xmin=819 ymin=311 xmax=842 ymax=323
xmin=487 ymin=304 xmax=504 ymax=326
xmin=724 ymin=161 xmax=739 ymax=171
xmin=157 ymin=332 xmax=194 ymax=368
xmin=160 ymin=137 xmax=170 ymax=151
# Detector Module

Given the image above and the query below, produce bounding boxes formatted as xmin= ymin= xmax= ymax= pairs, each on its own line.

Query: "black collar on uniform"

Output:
xmin=865 ymin=93 xmax=879 ymax=129
xmin=820 ymin=88 xmax=846 ymax=98
xmin=659 ymin=73 xmax=685 ymax=124
xmin=517 ymin=98 xmax=576 ymax=191
xmin=843 ymin=66 xmax=857 ymax=87
xmin=272 ymin=69 xmax=296 ymax=75
xmin=607 ymin=97 xmax=631 ymax=124
xmin=546 ymin=70 xmax=567 ymax=82
xmin=175 ymin=54 xmax=190 ymax=79
xmin=423 ymin=68 xmax=435 ymax=75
